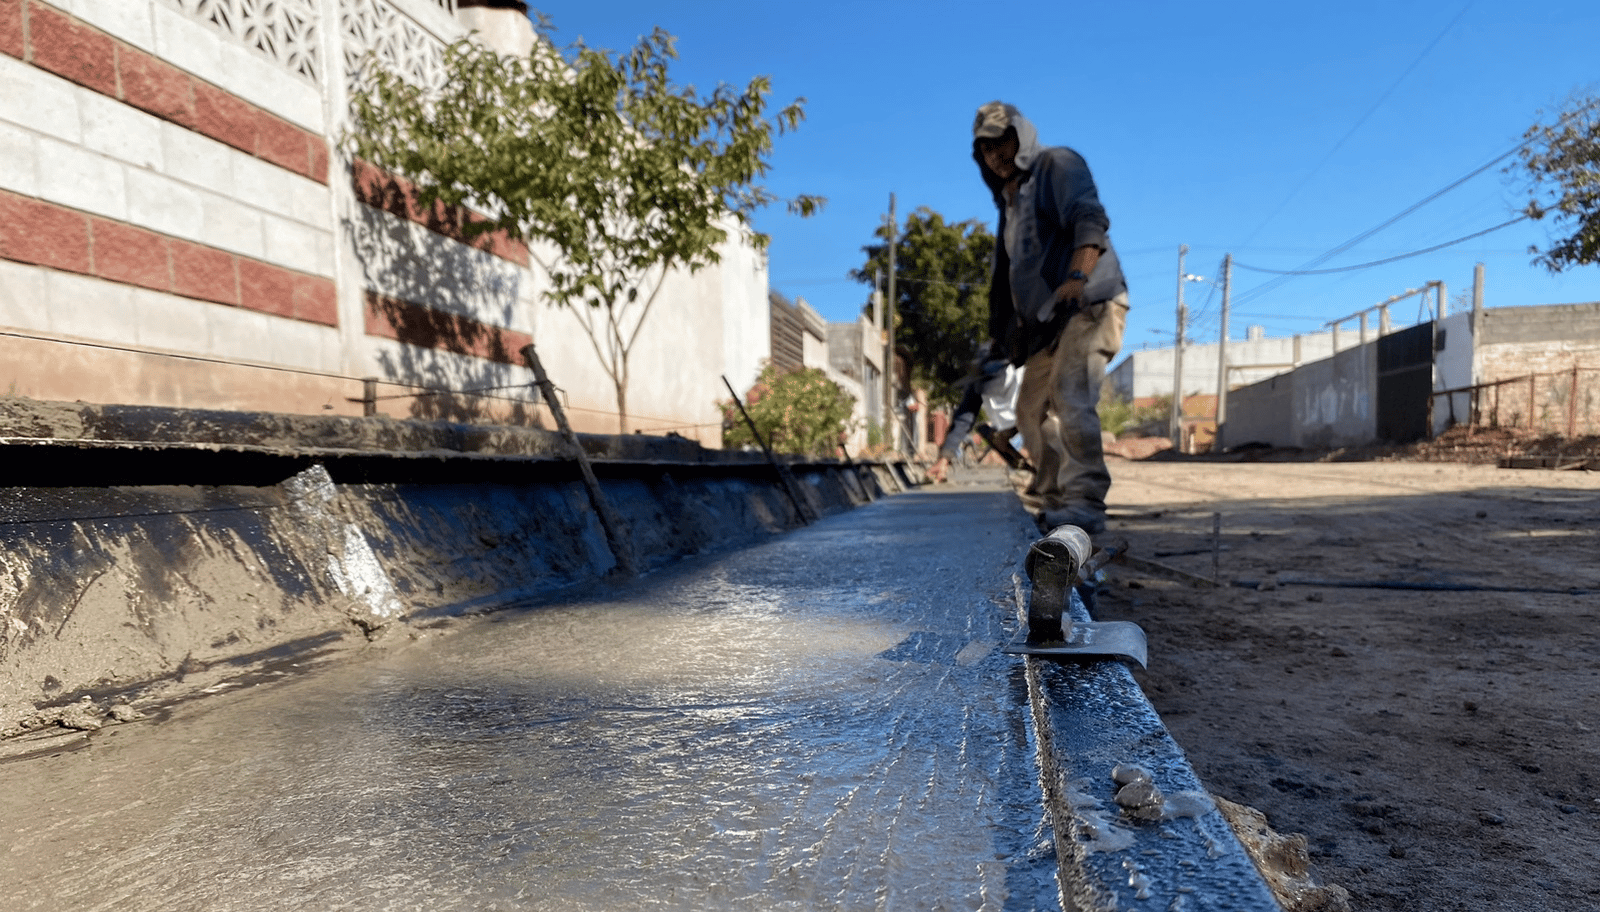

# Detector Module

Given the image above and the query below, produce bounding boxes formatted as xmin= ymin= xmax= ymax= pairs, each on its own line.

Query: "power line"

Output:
xmin=1233 ymin=215 xmax=1528 ymax=276
xmin=1233 ymin=2 xmax=1474 ymax=250
xmin=1231 ymin=136 xmax=1530 ymax=309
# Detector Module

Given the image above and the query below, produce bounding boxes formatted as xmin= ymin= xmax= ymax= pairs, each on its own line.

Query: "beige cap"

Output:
xmin=973 ymin=101 xmax=1013 ymax=139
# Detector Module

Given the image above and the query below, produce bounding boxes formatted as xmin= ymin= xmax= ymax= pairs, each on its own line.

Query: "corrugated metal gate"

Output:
xmin=1376 ymin=321 xmax=1436 ymax=443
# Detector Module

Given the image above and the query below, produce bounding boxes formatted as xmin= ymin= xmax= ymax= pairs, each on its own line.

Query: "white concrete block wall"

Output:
xmin=1 ymin=59 xmax=334 ymax=278
xmin=0 ymin=121 xmax=38 ymax=197
xmin=0 ymin=54 xmax=80 ymax=141
xmin=79 ymin=91 xmax=164 ymax=169
xmin=158 ymin=124 xmax=233 ymax=199
xmin=130 ymin=285 xmax=218 ymax=354
xmin=149 ymin=3 xmax=325 ymax=131
xmin=41 ymin=1 xmax=324 ymax=131
xmin=362 ymin=337 xmax=530 ymax=400
xmin=3 ymin=261 xmax=346 ymax=372
xmin=260 ymin=312 xmax=343 ymax=370
xmin=2 ymin=0 xmax=778 ymax=434
xmin=56 ymin=0 xmax=157 ymax=50
xmin=45 ymin=269 xmax=135 ymax=340
xmin=126 ymin=166 xmax=204 ymax=237
xmin=353 ymin=205 xmax=530 ymax=326
xmin=0 ymin=261 xmax=46 ymax=328
xmin=264 ymin=212 xmax=335 ymax=276
xmin=200 ymin=194 xmax=267 ymax=259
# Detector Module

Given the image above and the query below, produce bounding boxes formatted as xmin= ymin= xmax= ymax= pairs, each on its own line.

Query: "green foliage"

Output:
xmin=852 ymin=208 xmax=994 ymax=406
xmin=723 ymin=366 xmax=855 ymax=457
xmin=1513 ymin=95 xmax=1600 ymax=272
xmin=345 ymin=23 xmax=821 ymax=430
xmin=865 ymin=418 xmax=885 ymax=449
xmin=1098 ymin=392 xmax=1170 ymax=437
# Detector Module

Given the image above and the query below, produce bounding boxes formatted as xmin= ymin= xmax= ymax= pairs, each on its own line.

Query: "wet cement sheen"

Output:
xmin=1 ymin=487 xmax=1061 ymax=911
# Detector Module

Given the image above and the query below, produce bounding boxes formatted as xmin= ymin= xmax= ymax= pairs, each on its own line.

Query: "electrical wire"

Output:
xmin=1233 ymin=2 xmax=1475 ymax=251
xmin=1233 ymin=215 xmax=1528 ymax=276
xmin=1230 ymin=137 xmax=1531 ymax=310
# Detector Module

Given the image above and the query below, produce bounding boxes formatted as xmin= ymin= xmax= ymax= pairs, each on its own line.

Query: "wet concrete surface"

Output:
xmin=0 ymin=486 xmax=1062 ymax=911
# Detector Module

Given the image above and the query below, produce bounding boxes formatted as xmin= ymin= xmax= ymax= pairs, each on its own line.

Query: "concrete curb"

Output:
xmin=0 ymin=399 xmax=918 ymax=732
xmin=1016 ymin=582 xmax=1284 ymax=911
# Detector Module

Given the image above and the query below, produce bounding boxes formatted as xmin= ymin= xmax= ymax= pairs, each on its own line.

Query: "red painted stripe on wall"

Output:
xmin=352 ymin=159 xmax=531 ymax=267
xmin=0 ymin=189 xmax=336 ymax=327
xmin=0 ymin=0 xmax=24 ymax=60
xmin=4 ymin=0 xmax=329 ymax=184
xmin=363 ymin=290 xmax=531 ymax=365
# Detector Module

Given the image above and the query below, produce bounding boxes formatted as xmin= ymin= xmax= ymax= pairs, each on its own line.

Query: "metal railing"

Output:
xmin=1433 ymin=366 xmax=1600 ymax=437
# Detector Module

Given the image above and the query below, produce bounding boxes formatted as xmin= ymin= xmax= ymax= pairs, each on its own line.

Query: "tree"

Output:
xmin=851 ymin=208 xmax=994 ymax=405
xmin=722 ymin=365 xmax=855 ymax=458
xmin=347 ymin=24 xmax=822 ymax=432
xmin=1513 ymin=94 xmax=1600 ymax=272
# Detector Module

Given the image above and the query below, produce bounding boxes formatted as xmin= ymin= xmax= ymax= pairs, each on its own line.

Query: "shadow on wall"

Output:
xmin=347 ymin=168 xmax=541 ymax=425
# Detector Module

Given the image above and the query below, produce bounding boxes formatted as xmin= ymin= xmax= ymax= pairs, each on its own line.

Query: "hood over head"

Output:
xmin=972 ymin=101 xmax=1043 ymax=201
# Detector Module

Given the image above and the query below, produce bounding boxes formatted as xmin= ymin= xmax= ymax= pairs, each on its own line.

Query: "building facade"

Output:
xmin=0 ymin=0 xmax=769 ymax=443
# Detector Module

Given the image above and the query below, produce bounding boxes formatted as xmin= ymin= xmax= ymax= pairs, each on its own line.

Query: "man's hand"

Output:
xmin=1054 ymin=246 xmax=1102 ymax=314
xmin=1053 ymin=276 xmax=1087 ymax=311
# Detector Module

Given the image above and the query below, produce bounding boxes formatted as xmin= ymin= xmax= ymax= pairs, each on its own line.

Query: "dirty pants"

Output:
xmin=1016 ymin=293 xmax=1128 ymax=516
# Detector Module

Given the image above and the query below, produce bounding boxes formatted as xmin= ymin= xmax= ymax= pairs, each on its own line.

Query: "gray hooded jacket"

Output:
xmin=973 ymin=104 xmax=1126 ymax=360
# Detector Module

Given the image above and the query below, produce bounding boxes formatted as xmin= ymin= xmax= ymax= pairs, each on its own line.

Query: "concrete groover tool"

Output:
xmin=1003 ymin=525 xmax=1148 ymax=668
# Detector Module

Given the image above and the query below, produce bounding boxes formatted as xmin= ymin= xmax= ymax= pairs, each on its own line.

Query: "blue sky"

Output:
xmin=529 ymin=0 xmax=1600 ymax=367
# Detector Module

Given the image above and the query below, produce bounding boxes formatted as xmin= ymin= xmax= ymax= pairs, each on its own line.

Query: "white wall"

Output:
xmin=1432 ymin=311 xmax=1474 ymax=435
xmin=1113 ymin=328 xmax=1358 ymax=402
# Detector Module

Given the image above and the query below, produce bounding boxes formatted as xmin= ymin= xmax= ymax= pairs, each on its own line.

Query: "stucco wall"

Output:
xmin=1109 ymin=330 xmax=1344 ymax=404
xmin=1290 ymin=345 xmax=1375 ymax=448
xmin=1219 ymin=373 xmax=1294 ymax=448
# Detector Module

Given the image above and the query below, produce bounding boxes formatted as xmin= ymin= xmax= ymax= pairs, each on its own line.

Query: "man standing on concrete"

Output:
xmin=972 ymin=101 xmax=1129 ymax=534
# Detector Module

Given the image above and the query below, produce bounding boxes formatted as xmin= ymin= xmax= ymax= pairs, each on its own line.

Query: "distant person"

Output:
xmin=926 ymin=344 xmax=1028 ymax=482
xmin=971 ymin=100 xmax=1129 ymax=534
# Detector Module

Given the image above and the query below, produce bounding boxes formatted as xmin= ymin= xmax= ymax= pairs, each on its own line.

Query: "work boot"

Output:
xmin=977 ymin=423 xmax=1031 ymax=471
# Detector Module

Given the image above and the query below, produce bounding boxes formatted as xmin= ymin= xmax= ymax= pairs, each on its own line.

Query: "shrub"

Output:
xmin=723 ymin=366 xmax=855 ymax=457
xmin=1099 ymin=393 xmax=1170 ymax=437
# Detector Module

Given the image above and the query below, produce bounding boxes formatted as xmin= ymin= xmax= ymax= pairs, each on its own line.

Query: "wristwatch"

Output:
xmin=1065 ymin=269 xmax=1088 ymax=282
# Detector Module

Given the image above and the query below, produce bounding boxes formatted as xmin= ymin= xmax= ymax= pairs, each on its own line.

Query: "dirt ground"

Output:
xmin=1079 ymin=438 xmax=1600 ymax=911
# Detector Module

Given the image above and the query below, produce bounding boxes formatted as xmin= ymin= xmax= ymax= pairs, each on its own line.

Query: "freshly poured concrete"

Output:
xmin=1 ymin=488 xmax=1065 ymax=910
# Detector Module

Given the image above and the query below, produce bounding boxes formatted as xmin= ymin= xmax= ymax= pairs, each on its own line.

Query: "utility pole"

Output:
xmin=883 ymin=193 xmax=898 ymax=453
xmin=1472 ymin=262 xmax=1485 ymax=322
xmin=870 ymin=275 xmax=883 ymax=438
xmin=1169 ymin=244 xmax=1188 ymax=446
xmin=1214 ymin=253 xmax=1232 ymax=452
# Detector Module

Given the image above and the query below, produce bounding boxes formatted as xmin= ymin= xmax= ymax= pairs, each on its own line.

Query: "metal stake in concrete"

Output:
xmin=522 ymin=344 xmax=637 ymax=576
xmin=721 ymin=375 xmax=816 ymax=524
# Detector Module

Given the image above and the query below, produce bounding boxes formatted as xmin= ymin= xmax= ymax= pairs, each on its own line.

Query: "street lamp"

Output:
xmin=1169 ymin=250 xmax=1211 ymax=451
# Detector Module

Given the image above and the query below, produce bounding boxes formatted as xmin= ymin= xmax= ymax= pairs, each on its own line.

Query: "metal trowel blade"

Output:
xmin=1003 ymin=620 xmax=1148 ymax=668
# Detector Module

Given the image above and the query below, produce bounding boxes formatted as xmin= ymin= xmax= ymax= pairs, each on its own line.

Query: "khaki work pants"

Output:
xmin=1015 ymin=293 xmax=1129 ymax=516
